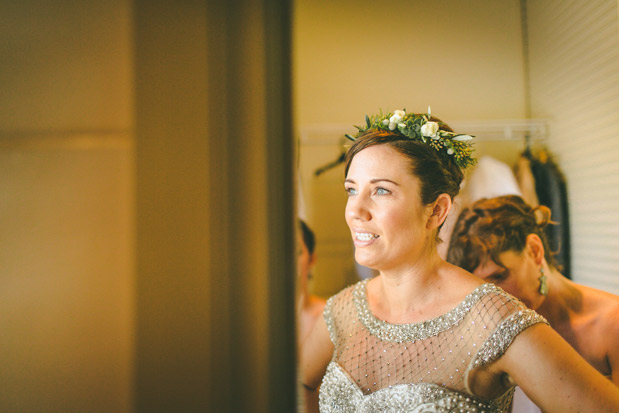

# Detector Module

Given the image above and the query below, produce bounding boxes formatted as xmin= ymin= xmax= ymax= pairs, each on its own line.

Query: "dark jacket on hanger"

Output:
xmin=529 ymin=151 xmax=571 ymax=279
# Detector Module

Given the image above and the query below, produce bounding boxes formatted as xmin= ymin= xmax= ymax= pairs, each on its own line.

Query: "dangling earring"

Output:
xmin=538 ymin=267 xmax=548 ymax=296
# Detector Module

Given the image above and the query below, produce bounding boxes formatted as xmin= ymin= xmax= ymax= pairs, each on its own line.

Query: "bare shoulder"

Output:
xmin=579 ymin=285 xmax=619 ymax=375
xmin=596 ymin=291 xmax=619 ymax=349
xmin=598 ymin=292 xmax=619 ymax=326
xmin=581 ymin=284 xmax=619 ymax=335
xmin=439 ymin=260 xmax=486 ymax=301
xmin=441 ymin=260 xmax=485 ymax=288
xmin=587 ymin=288 xmax=619 ymax=383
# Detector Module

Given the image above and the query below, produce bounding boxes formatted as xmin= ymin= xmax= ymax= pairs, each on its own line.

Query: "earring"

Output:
xmin=538 ymin=267 xmax=548 ymax=296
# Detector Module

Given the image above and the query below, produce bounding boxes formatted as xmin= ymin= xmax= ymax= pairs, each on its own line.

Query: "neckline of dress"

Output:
xmin=353 ymin=279 xmax=499 ymax=342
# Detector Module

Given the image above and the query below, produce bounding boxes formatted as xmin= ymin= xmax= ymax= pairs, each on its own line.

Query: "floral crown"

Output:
xmin=345 ymin=107 xmax=476 ymax=168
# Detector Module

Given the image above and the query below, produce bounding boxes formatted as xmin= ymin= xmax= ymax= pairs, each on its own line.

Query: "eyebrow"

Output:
xmin=344 ymin=178 xmax=400 ymax=186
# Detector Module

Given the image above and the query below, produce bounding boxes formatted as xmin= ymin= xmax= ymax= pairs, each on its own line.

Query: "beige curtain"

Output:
xmin=134 ymin=0 xmax=295 ymax=411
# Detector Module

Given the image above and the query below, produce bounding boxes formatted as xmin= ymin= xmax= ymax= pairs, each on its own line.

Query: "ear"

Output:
xmin=308 ymin=251 xmax=317 ymax=268
xmin=525 ymin=233 xmax=545 ymax=266
xmin=426 ymin=193 xmax=452 ymax=230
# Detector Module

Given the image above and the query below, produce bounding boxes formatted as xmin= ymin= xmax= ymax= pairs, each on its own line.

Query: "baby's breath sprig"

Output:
xmin=345 ymin=108 xmax=476 ymax=168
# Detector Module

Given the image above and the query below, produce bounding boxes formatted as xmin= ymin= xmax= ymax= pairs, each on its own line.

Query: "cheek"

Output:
xmin=296 ymin=256 xmax=303 ymax=274
xmin=297 ymin=248 xmax=309 ymax=267
xmin=499 ymin=278 xmax=522 ymax=296
xmin=504 ymin=272 xmax=533 ymax=299
xmin=380 ymin=203 xmax=408 ymax=223
xmin=297 ymin=258 xmax=309 ymax=278
xmin=390 ymin=209 xmax=424 ymax=236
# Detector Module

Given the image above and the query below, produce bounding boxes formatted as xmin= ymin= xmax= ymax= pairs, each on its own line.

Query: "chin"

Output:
xmin=355 ymin=255 xmax=380 ymax=271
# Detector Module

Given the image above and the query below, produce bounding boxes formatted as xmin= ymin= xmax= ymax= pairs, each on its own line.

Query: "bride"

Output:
xmin=300 ymin=109 xmax=619 ymax=412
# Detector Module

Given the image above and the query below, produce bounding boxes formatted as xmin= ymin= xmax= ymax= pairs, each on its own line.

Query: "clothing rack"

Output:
xmin=447 ymin=119 xmax=548 ymax=143
xmin=301 ymin=119 xmax=548 ymax=146
xmin=314 ymin=152 xmax=345 ymax=176
xmin=304 ymin=119 xmax=549 ymax=176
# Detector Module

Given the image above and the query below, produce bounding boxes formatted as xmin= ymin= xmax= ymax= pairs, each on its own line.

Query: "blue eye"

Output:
xmin=375 ymin=187 xmax=390 ymax=195
xmin=345 ymin=187 xmax=357 ymax=195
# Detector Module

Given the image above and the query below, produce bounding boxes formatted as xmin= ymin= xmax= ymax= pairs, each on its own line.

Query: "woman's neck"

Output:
xmin=537 ymin=268 xmax=582 ymax=327
xmin=371 ymin=252 xmax=445 ymax=321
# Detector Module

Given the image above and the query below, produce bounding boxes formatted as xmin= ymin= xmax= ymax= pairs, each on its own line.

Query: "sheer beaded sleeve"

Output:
xmin=323 ymin=296 xmax=336 ymax=346
xmin=469 ymin=295 xmax=548 ymax=370
xmin=323 ymin=284 xmax=356 ymax=347
xmin=472 ymin=309 xmax=548 ymax=369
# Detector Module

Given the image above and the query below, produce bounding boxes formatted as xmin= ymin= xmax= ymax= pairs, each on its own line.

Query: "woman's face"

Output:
xmin=297 ymin=231 xmax=314 ymax=282
xmin=344 ymin=144 xmax=432 ymax=272
xmin=473 ymin=249 xmax=545 ymax=309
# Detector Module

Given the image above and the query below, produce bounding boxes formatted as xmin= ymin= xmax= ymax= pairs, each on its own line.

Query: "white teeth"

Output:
xmin=355 ymin=232 xmax=379 ymax=241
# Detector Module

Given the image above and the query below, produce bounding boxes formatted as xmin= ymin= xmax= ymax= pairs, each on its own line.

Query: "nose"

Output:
xmin=345 ymin=193 xmax=372 ymax=223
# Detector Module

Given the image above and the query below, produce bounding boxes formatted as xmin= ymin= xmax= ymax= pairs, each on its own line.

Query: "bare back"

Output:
xmin=549 ymin=283 xmax=619 ymax=383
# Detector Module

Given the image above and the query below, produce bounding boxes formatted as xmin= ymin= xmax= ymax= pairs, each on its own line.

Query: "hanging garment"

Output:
xmin=438 ymin=156 xmax=522 ymax=259
xmin=464 ymin=155 xmax=523 ymax=202
xmin=514 ymin=154 xmax=540 ymax=207
xmin=528 ymin=150 xmax=571 ymax=279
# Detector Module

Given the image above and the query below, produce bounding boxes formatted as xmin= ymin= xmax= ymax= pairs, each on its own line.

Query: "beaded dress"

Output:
xmin=319 ymin=280 xmax=547 ymax=412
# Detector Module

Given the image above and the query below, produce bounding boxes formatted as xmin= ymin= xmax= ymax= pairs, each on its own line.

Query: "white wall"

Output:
xmin=527 ymin=0 xmax=619 ymax=293
xmin=294 ymin=0 xmax=526 ymax=125
xmin=294 ymin=0 xmax=528 ymax=296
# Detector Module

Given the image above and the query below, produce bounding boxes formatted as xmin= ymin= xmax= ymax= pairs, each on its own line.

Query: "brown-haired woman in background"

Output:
xmin=301 ymin=109 xmax=619 ymax=412
xmin=447 ymin=195 xmax=619 ymax=411
xmin=298 ymin=219 xmax=326 ymax=345
xmin=447 ymin=195 xmax=619 ymax=385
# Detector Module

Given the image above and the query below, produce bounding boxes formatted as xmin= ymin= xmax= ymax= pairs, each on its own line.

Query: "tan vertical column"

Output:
xmin=134 ymin=0 xmax=295 ymax=411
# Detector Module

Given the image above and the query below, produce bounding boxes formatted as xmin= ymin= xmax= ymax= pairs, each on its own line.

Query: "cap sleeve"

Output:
xmin=472 ymin=308 xmax=548 ymax=369
xmin=323 ymin=295 xmax=337 ymax=346
xmin=321 ymin=281 xmax=361 ymax=348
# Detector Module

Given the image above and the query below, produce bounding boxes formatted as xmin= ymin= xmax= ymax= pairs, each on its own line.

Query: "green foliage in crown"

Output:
xmin=345 ymin=108 xmax=477 ymax=169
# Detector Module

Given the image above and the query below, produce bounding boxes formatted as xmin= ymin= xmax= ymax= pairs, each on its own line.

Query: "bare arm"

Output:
xmin=496 ymin=323 xmax=619 ymax=412
xmin=301 ymin=313 xmax=334 ymax=413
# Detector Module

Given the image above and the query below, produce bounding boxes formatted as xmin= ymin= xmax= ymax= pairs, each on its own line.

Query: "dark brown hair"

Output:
xmin=345 ymin=117 xmax=464 ymax=205
xmin=344 ymin=117 xmax=466 ymax=239
xmin=446 ymin=195 xmax=558 ymax=271
xmin=298 ymin=219 xmax=315 ymax=255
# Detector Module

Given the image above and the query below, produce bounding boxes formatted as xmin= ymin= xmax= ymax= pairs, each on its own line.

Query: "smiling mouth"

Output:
xmin=355 ymin=232 xmax=379 ymax=241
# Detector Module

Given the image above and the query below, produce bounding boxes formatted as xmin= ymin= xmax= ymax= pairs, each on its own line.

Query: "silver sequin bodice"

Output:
xmin=319 ymin=280 xmax=547 ymax=412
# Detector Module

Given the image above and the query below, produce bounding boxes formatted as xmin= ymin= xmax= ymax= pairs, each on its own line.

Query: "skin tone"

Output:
xmin=342 ymin=145 xmax=480 ymax=323
xmin=301 ymin=144 xmax=619 ymax=412
xmin=297 ymin=231 xmax=326 ymax=346
xmin=473 ymin=233 xmax=619 ymax=385
xmin=297 ymin=230 xmax=326 ymax=413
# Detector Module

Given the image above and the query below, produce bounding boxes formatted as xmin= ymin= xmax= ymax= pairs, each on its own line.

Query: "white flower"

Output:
xmin=389 ymin=114 xmax=402 ymax=123
xmin=421 ymin=121 xmax=439 ymax=138
xmin=453 ymin=134 xmax=473 ymax=141
xmin=447 ymin=148 xmax=455 ymax=155
xmin=388 ymin=110 xmax=405 ymax=130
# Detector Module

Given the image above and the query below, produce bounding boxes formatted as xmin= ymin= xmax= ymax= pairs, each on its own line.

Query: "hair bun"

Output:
xmin=533 ymin=204 xmax=552 ymax=228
